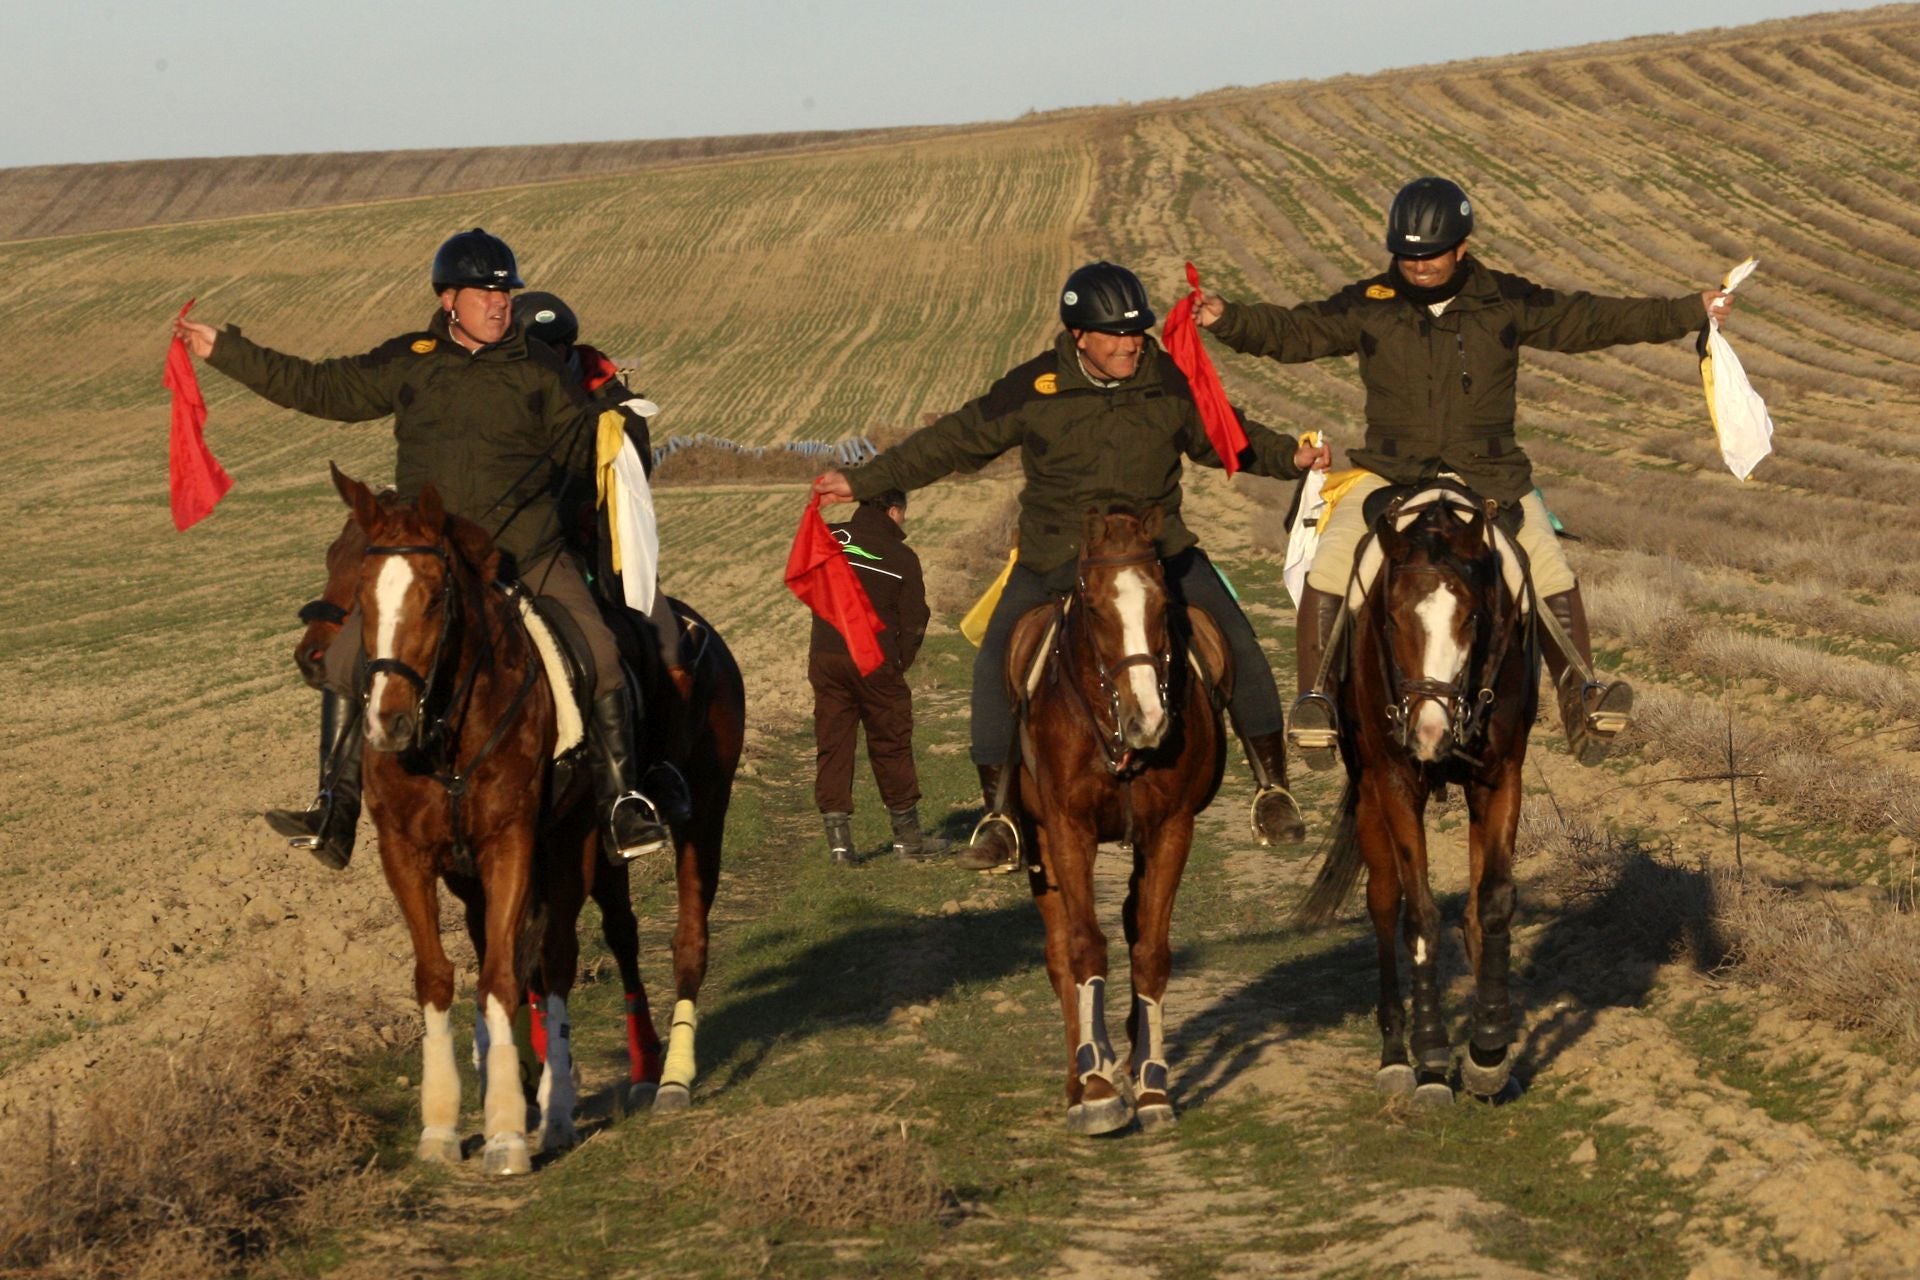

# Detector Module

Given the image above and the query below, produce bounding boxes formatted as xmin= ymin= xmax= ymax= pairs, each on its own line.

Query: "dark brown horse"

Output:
xmin=1295 ymin=486 xmax=1536 ymax=1104
xmin=293 ymin=506 xmax=744 ymax=1114
xmin=1008 ymin=508 xmax=1230 ymax=1134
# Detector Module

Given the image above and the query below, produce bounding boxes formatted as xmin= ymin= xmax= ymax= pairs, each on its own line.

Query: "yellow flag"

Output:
xmin=961 ymin=548 xmax=1017 ymax=647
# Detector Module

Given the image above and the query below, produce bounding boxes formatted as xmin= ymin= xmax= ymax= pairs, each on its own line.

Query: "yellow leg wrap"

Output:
xmin=661 ymin=998 xmax=698 ymax=1090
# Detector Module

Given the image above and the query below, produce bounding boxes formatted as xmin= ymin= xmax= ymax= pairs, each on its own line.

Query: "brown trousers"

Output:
xmin=809 ymin=650 xmax=920 ymax=814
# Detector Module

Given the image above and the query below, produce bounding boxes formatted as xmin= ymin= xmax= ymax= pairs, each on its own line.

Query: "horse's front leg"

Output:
xmin=1031 ymin=816 xmax=1128 ymax=1135
xmin=383 ymin=848 xmax=463 ymax=1164
xmin=474 ymin=827 xmax=538 ymax=1175
xmin=1377 ymin=776 xmax=1450 ymax=1103
xmin=1355 ymin=797 xmax=1413 ymax=1095
xmin=1460 ymin=761 xmax=1523 ymax=1099
xmin=530 ymin=819 xmax=593 ymax=1154
xmin=1122 ymin=811 xmax=1194 ymax=1128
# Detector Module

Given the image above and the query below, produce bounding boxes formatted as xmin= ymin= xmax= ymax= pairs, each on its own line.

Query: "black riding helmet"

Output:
xmin=430 ymin=227 xmax=525 ymax=291
xmin=1386 ymin=178 xmax=1474 ymax=258
xmin=512 ymin=291 xmax=579 ymax=348
xmin=1060 ymin=261 xmax=1156 ymax=332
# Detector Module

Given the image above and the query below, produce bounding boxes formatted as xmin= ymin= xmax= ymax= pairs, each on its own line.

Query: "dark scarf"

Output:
xmin=1389 ymin=256 xmax=1472 ymax=308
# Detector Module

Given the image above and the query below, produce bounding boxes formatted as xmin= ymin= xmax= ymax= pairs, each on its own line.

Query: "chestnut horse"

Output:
xmin=1294 ymin=486 xmax=1536 ymax=1104
xmin=328 ymin=468 xmax=741 ymax=1174
xmin=1008 ymin=508 xmax=1229 ymax=1135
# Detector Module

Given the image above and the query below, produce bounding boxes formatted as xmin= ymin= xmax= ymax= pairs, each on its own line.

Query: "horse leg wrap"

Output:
xmin=470 ymin=996 xmax=492 ymax=1100
xmin=1074 ymin=977 xmax=1119 ymax=1086
xmin=419 ymin=1003 xmax=461 ymax=1149
xmin=479 ymin=994 xmax=526 ymax=1156
xmin=534 ymin=994 xmax=578 ymax=1152
xmin=661 ymin=999 xmax=698 ymax=1091
xmin=626 ymin=992 xmax=663 ymax=1085
xmin=1132 ymin=994 xmax=1168 ymax=1096
xmin=527 ymin=989 xmax=548 ymax=1063
xmin=1409 ymin=962 xmax=1450 ymax=1074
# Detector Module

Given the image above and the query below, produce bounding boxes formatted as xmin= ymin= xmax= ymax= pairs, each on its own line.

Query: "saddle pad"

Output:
xmin=515 ymin=597 xmax=585 ymax=759
xmin=1346 ymin=486 xmax=1531 ymax=616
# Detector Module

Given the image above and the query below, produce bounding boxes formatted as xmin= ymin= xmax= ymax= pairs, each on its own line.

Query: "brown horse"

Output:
xmin=1295 ymin=486 xmax=1536 ymax=1104
xmin=297 ymin=496 xmax=742 ymax=1121
xmin=1008 ymin=507 xmax=1230 ymax=1135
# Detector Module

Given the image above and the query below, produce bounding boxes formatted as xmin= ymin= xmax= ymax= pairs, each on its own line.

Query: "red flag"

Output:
xmin=1161 ymin=261 xmax=1250 ymax=476
xmin=785 ymin=491 xmax=887 ymax=676
xmin=165 ymin=299 xmax=232 ymax=530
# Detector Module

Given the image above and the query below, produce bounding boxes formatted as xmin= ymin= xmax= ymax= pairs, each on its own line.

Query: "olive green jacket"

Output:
xmin=207 ymin=313 xmax=596 ymax=564
xmin=1209 ymin=257 xmax=1706 ymax=502
xmin=847 ymin=331 xmax=1303 ymax=572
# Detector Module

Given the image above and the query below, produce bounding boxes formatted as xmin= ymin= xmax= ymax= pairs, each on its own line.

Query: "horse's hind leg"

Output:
xmin=532 ymin=821 xmax=595 ymax=1155
xmin=1122 ymin=813 xmax=1194 ymax=1129
xmin=654 ymin=799 xmax=724 ymax=1113
xmin=592 ymin=858 xmax=663 ymax=1110
xmin=1460 ymin=764 xmax=1523 ymax=1099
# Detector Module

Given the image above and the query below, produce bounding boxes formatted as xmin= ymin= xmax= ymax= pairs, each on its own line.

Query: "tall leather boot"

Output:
xmin=639 ymin=665 xmax=695 ymax=825
xmin=588 ymin=688 xmax=671 ymax=863
xmin=1242 ymin=728 xmax=1307 ymax=846
xmin=264 ymin=690 xmax=363 ymax=871
xmin=1288 ymin=585 xmax=1341 ymax=771
xmin=1541 ymin=586 xmax=1633 ymax=766
xmin=953 ymin=763 xmax=1020 ymax=873
xmin=823 ymin=811 xmax=855 ymax=865
xmin=889 ymin=804 xmax=952 ymax=862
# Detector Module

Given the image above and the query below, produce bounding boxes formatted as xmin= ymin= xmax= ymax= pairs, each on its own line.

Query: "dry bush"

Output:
xmin=1716 ymin=877 xmax=1920 ymax=1059
xmin=673 ymin=1098 xmax=956 ymax=1231
xmin=0 ymin=990 xmax=393 ymax=1279
xmin=929 ymin=494 xmax=1021 ymax=616
xmin=651 ymin=441 xmax=823 ymax=487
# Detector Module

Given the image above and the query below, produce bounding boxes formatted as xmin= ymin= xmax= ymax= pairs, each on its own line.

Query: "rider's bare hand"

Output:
xmin=1702 ymin=289 xmax=1735 ymax=325
xmin=174 ymin=317 xmax=217 ymax=359
xmin=1195 ymin=291 xmax=1227 ymax=329
xmin=812 ymin=470 xmax=854 ymax=501
xmin=1294 ymin=437 xmax=1332 ymax=473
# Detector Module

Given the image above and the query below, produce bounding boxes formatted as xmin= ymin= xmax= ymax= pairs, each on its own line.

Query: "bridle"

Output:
xmin=362 ymin=540 xmax=461 ymax=743
xmin=1059 ymin=546 xmax=1173 ymax=772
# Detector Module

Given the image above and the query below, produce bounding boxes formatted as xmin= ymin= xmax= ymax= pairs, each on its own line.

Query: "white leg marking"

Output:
xmin=480 ymin=993 xmax=523 ymax=1143
xmin=1113 ymin=568 xmax=1167 ymax=746
xmin=1412 ymin=584 xmax=1466 ymax=758
xmin=420 ymin=1002 xmax=460 ymax=1139
xmin=537 ymin=994 xmax=577 ymax=1151
xmin=1414 ymin=936 xmax=1429 ymax=965
xmin=661 ymin=998 xmax=698 ymax=1090
xmin=366 ymin=555 xmax=414 ymax=721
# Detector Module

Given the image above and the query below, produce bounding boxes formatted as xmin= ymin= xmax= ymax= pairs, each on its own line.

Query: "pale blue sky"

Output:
xmin=1 ymin=0 xmax=1886 ymax=168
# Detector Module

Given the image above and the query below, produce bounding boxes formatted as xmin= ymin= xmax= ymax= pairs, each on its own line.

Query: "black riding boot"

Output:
xmin=1541 ymin=586 xmax=1633 ymax=766
xmin=954 ymin=764 xmax=1020 ymax=873
xmin=264 ymin=690 xmax=363 ymax=871
xmin=889 ymin=804 xmax=952 ymax=862
xmin=823 ymin=811 xmax=855 ymax=865
xmin=1288 ymin=585 xmax=1341 ymax=771
xmin=588 ymin=689 xmax=671 ymax=863
xmin=1242 ymin=729 xmax=1307 ymax=846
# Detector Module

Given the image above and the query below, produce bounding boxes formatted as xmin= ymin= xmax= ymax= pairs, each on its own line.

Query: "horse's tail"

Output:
xmin=1292 ymin=780 xmax=1362 ymax=930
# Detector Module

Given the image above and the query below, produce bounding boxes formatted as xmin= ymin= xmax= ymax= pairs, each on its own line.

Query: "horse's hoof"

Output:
xmin=416 ymin=1128 xmax=462 ymax=1165
xmin=1067 ymin=1094 xmax=1134 ymax=1137
xmin=626 ymin=1081 xmax=659 ymax=1112
xmin=482 ymin=1133 xmax=532 ymax=1176
xmin=1375 ymin=1064 xmax=1416 ymax=1096
xmin=1413 ymin=1081 xmax=1455 ymax=1108
xmin=1459 ymin=1044 xmax=1516 ymax=1098
xmin=652 ymin=1082 xmax=692 ymax=1113
xmin=1135 ymin=1096 xmax=1177 ymax=1130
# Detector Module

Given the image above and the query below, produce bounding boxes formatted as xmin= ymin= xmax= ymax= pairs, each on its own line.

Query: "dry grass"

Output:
xmin=672 ymin=1098 xmax=956 ymax=1231
xmin=0 ymin=987 xmax=395 ymax=1279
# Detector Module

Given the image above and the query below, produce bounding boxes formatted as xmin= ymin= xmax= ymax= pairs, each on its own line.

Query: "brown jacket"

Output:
xmin=809 ymin=504 xmax=929 ymax=671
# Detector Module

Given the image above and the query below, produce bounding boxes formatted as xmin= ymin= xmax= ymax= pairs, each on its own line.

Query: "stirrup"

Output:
xmin=1250 ymin=785 xmax=1306 ymax=847
xmin=606 ymin=790 xmax=670 ymax=863
xmin=1286 ymin=692 xmax=1340 ymax=771
xmin=264 ymin=800 xmax=321 ymax=842
xmin=1559 ymin=675 xmax=1633 ymax=767
xmin=955 ymin=812 xmax=1021 ymax=874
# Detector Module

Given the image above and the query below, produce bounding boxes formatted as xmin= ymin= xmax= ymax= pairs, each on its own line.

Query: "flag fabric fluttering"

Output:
xmin=1161 ymin=261 xmax=1250 ymax=475
xmin=961 ymin=547 xmax=1018 ymax=647
xmin=786 ymin=490 xmax=887 ymax=675
xmin=1698 ymin=257 xmax=1773 ymax=481
xmin=595 ymin=405 xmax=660 ymax=613
xmin=164 ymin=299 xmax=232 ymax=530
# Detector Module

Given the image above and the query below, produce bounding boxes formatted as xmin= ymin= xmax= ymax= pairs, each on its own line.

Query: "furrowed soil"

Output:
xmin=5 ymin=8 xmax=1920 ymax=1278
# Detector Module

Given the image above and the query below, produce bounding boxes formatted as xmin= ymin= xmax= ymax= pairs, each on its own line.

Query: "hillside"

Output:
xmin=4 ymin=6 xmax=1920 ymax=1277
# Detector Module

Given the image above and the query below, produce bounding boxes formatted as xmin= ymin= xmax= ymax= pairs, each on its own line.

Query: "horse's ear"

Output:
xmin=417 ymin=481 xmax=446 ymax=531
xmin=1083 ymin=508 xmax=1107 ymax=551
xmin=1142 ymin=504 xmax=1165 ymax=540
xmin=446 ymin=515 xmax=500 ymax=582
xmin=332 ymin=462 xmax=379 ymax=529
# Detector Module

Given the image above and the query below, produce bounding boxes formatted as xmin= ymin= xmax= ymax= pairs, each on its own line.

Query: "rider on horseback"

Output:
xmin=1196 ymin=177 xmax=1737 ymax=766
xmin=812 ymin=261 xmax=1332 ymax=872
xmin=174 ymin=228 xmax=675 ymax=869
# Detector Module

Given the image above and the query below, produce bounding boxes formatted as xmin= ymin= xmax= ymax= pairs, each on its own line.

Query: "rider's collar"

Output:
xmin=1074 ymin=352 xmax=1125 ymax=389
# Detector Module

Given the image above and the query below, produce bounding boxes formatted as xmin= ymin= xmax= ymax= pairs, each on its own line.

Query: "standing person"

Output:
xmin=807 ymin=488 xmax=948 ymax=863
xmin=1196 ymin=177 xmax=1735 ymax=766
xmin=814 ymin=261 xmax=1331 ymax=873
xmin=176 ymin=227 xmax=673 ymax=869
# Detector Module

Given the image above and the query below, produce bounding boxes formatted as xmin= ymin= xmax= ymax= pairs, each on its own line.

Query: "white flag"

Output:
xmin=1699 ymin=257 xmax=1773 ymax=482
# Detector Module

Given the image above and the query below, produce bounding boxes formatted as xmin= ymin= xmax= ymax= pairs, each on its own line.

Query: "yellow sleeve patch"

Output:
xmin=410 ymin=338 xmax=437 ymax=354
xmin=1033 ymin=372 xmax=1058 ymax=395
xmin=1365 ymin=284 xmax=1396 ymax=300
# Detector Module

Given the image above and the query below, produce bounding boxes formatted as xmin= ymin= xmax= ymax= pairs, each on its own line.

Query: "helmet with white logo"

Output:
xmin=512 ymin=291 xmax=578 ymax=348
xmin=1059 ymin=261 xmax=1156 ymax=333
xmin=430 ymin=227 xmax=524 ymax=292
xmin=1386 ymin=178 xmax=1474 ymax=258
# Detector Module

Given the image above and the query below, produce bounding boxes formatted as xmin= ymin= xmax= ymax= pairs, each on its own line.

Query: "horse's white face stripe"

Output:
xmin=368 ymin=555 xmax=413 ymax=710
xmin=1113 ymin=567 xmax=1166 ymax=738
xmin=1413 ymin=581 xmax=1466 ymax=749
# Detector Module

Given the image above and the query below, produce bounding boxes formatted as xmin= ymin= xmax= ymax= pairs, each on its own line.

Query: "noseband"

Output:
xmin=362 ymin=541 xmax=459 ymax=738
xmin=1376 ymin=551 xmax=1517 ymax=760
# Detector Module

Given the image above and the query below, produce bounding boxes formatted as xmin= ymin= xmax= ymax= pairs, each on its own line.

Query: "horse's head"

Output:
xmin=1076 ymin=505 xmax=1171 ymax=751
xmin=292 ymin=512 xmax=368 ymax=689
xmin=333 ymin=464 xmax=497 ymax=755
xmin=1375 ymin=501 xmax=1494 ymax=764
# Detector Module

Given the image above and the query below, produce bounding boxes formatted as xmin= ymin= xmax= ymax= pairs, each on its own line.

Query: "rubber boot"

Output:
xmin=1288 ymin=585 xmax=1341 ymax=771
xmin=588 ymin=689 xmax=671 ymax=863
xmin=1541 ymin=586 xmax=1633 ymax=766
xmin=888 ymin=804 xmax=952 ymax=862
xmin=263 ymin=690 xmax=363 ymax=871
xmin=1242 ymin=728 xmax=1307 ymax=846
xmin=823 ymin=811 xmax=855 ymax=865
xmin=953 ymin=763 xmax=1020 ymax=873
